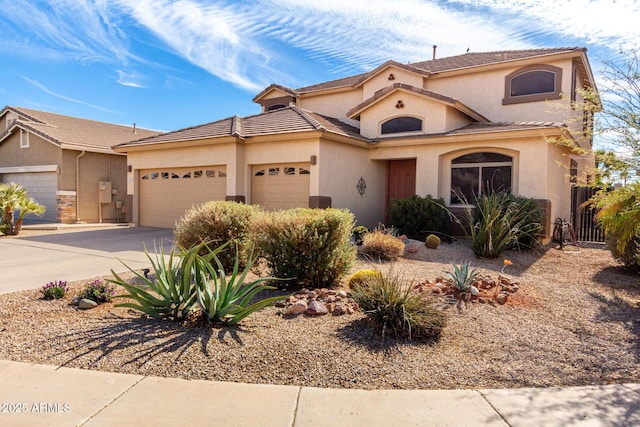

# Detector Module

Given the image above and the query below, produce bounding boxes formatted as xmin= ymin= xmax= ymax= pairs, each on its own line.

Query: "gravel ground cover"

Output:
xmin=0 ymin=230 xmax=638 ymax=390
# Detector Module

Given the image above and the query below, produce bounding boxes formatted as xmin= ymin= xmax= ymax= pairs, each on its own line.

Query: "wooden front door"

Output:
xmin=386 ymin=159 xmax=416 ymax=210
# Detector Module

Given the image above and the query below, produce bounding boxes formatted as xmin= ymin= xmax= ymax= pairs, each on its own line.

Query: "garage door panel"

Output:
xmin=252 ymin=163 xmax=310 ymax=211
xmin=139 ymin=167 xmax=226 ymax=228
xmin=1 ymin=172 xmax=57 ymax=221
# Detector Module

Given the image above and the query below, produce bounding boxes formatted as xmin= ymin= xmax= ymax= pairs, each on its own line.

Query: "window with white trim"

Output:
xmin=450 ymin=152 xmax=512 ymax=204
xmin=20 ymin=130 xmax=29 ymax=148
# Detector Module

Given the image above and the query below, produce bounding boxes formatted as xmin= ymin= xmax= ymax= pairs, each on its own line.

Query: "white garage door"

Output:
xmin=1 ymin=172 xmax=57 ymax=221
xmin=139 ymin=166 xmax=227 ymax=228
xmin=252 ymin=163 xmax=310 ymax=210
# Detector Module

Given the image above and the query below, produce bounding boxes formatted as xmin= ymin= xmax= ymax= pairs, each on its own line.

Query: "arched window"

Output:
xmin=503 ymin=64 xmax=562 ymax=105
xmin=451 ymin=152 xmax=512 ymax=204
xmin=381 ymin=116 xmax=422 ymax=134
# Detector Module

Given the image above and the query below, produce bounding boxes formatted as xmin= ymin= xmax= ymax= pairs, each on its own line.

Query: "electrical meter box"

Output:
xmin=98 ymin=181 xmax=112 ymax=203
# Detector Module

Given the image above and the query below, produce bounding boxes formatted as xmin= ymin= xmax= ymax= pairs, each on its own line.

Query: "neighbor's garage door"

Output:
xmin=1 ymin=172 xmax=57 ymax=221
xmin=252 ymin=163 xmax=310 ymax=210
xmin=139 ymin=166 xmax=226 ymax=228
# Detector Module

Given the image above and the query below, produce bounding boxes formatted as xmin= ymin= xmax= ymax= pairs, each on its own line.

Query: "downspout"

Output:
xmin=75 ymin=150 xmax=86 ymax=223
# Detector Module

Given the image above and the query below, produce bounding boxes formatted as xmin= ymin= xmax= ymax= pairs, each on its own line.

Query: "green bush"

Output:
xmin=606 ymin=230 xmax=640 ymax=271
xmin=351 ymin=270 xmax=447 ymax=341
xmin=387 ymin=195 xmax=449 ymax=240
xmin=462 ymin=191 xmax=543 ymax=258
xmin=360 ymin=229 xmax=405 ymax=261
xmin=174 ymin=201 xmax=261 ymax=271
xmin=252 ymin=208 xmax=356 ymax=289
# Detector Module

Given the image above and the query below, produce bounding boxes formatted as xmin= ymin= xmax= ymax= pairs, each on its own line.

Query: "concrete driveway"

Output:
xmin=0 ymin=227 xmax=174 ymax=294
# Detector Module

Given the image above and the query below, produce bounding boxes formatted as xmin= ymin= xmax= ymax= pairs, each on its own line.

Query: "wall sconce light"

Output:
xmin=310 ymin=155 xmax=317 ymax=165
xmin=127 ymin=165 xmax=132 ymax=172
xmin=388 ymin=73 xmax=395 ymax=81
xmin=396 ymin=100 xmax=404 ymax=109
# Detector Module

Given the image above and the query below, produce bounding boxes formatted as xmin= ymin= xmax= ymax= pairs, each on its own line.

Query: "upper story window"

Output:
xmin=503 ymin=64 xmax=562 ymax=105
xmin=381 ymin=116 xmax=422 ymax=134
xmin=19 ymin=129 xmax=29 ymax=148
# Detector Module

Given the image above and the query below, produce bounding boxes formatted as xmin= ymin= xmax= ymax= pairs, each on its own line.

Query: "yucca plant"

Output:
xmin=351 ymin=270 xmax=447 ymax=341
xmin=194 ymin=245 xmax=288 ymax=325
xmin=110 ymin=242 xmax=218 ymax=320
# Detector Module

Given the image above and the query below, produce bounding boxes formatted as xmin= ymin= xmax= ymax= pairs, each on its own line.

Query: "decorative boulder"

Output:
xmin=78 ymin=299 xmax=98 ymax=310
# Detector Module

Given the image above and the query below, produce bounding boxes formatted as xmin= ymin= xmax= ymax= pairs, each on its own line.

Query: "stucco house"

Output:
xmin=116 ymin=47 xmax=597 ymax=239
xmin=0 ymin=106 xmax=158 ymax=223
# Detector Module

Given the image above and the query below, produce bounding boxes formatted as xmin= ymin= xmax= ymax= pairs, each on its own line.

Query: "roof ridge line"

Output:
xmin=291 ymin=106 xmax=326 ymax=132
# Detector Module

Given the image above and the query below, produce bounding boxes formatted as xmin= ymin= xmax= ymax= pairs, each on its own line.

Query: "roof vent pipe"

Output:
xmin=133 ymin=122 xmax=137 ymax=134
xmin=433 ymin=45 xmax=437 ymax=60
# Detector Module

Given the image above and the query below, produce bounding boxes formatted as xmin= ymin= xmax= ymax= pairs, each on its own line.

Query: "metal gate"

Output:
xmin=571 ymin=186 xmax=606 ymax=242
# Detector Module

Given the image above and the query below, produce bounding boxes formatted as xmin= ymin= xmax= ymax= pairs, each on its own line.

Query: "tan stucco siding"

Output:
xmin=362 ymin=67 xmax=424 ymax=100
xmin=0 ymin=132 xmax=61 ymax=169
xmin=426 ymin=58 xmax=574 ymax=123
xmin=359 ymin=93 xmax=449 ymax=138
xmin=317 ymin=138 xmax=385 ymax=228
xmin=299 ymin=90 xmax=362 ymax=128
xmin=547 ymin=143 xmax=572 ymax=220
xmin=75 ymin=151 xmax=127 ymax=223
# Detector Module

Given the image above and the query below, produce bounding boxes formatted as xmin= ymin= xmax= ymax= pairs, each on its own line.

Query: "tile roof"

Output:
xmin=0 ymin=106 xmax=158 ymax=152
xmin=117 ymin=106 xmax=366 ymax=148
xmin=295 ymin=48 xmax=585 ymax=94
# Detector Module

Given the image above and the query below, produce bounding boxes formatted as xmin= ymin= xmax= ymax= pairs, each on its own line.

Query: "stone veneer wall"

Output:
xmin=56 ymin=191 xmax=77 ymax=223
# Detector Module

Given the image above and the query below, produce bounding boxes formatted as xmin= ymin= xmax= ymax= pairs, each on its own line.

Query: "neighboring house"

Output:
xmin=116 ymin=47 xmax=598 ymax=239
xmin=0 ymin=106 xmax=158 ymax=223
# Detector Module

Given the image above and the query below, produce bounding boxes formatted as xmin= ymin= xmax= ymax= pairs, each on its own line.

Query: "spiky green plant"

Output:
xmin=351 ymin=270 xmax=447 ymax=341
xmin=110 ymin=242 xmax=216 ymax=320
xmin=194 ymin=245 xmax=287 ymax=325
xmin=0 ymin=183 xmax=45 ymax=235
xmin=442 ymin=261 xmax=480 ymax=293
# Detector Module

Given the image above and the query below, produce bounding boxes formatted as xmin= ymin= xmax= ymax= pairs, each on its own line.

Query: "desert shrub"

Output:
xmin=251 ymin=208 xmax=355 ymax=289
xmin=592 ymin=182 xmax=640 ymax=271
xmin=41 ymin=280 xmax=68 ymax=300
xmin=463 ymin=191 xmax=543 ymax=258
xmin=352 ymin=225 xmax=369 ymax=245
xmin=174 ymin=201 xmax=261 ymax=271
xmin=425 ymin=234 xmax=441 ymax=249
xmin=360 ymin=229 xmax=405 ymax=261
xmin=347 ymin=269 xmax=384 ymax=290
xmin=79 ymin=279 xmax=116 ymax=303
xmin=387 ymin=195 xmax=448 ymax=240
xmin=351 ymin=270 xmax=447 ymax=341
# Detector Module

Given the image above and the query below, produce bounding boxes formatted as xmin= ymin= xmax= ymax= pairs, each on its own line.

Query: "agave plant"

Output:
xmin=442 ymin=261 xmax=480 ymax=293
xmin=194 ymin=245 xmax=287 ymax=325
xmin=110 ymin=242 xmax=218 ymax=320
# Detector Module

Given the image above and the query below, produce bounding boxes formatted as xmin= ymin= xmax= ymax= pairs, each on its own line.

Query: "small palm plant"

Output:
xmin=442 ymin=261 xmax=480 ymax=307
xmin=0 ymin=183 xmax=45 ymax=235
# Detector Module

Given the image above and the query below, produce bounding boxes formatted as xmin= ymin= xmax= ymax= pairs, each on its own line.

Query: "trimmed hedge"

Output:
xmin=387 ymin=195 xmax=449 ymax=240
xmin=252 ymin=208 xmax=356 ymax=289
xmin=174 ymin=201 xmax=261 ymax=271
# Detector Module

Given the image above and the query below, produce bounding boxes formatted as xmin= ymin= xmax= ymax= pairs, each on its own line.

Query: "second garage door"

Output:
xmin=139 ymin=166 xmax=226 ymax=228
xmin=252 ymin=163 xmax=310 ymax=210
xmin=1 ymin=172 xmax=58 ymax=222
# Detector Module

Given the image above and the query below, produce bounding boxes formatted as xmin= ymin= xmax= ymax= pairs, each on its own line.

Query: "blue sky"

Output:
xmin=0 ymin=0 xmax=639 ymax=132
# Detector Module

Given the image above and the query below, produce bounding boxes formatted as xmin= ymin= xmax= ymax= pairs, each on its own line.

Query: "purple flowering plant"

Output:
xmin=79 ymin=279 xmax=116 ymax=303
xmin=41 ymin=280 xmax=68 ymax=300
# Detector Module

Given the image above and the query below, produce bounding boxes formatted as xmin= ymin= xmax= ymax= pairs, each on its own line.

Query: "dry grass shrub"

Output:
xmin=351 ymin=270 xmax=447 ymax=341
xmin=360 ymin=229 xmax=405 ymax=261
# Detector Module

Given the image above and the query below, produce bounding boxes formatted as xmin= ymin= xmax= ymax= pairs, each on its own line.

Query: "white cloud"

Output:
xmin=116 ymin=70 xmax=146 ymax=88
xmin=22 ymin=76 xmax=118 ymax=113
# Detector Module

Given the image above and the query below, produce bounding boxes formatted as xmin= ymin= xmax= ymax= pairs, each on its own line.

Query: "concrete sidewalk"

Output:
xmin=0 ymin=360 xmax=638 ymax=427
